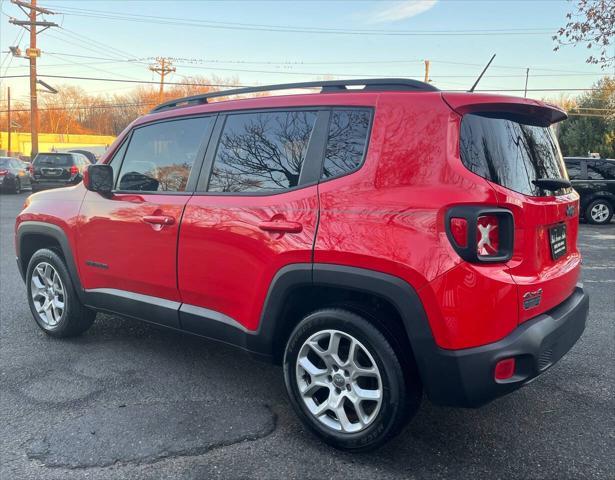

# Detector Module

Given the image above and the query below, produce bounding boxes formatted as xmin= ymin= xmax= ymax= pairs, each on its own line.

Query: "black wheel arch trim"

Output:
xmin=16 ymin=221 xmax=85 ymax=302
xmin=252 ymin=263 xmax=436 ymax=377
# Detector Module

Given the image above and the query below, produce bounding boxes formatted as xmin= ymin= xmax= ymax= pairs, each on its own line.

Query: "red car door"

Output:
xmin=177 ymin=109 xmax=323 ymax=335
xmin=77 ymin=116 xmax=215 ymax=327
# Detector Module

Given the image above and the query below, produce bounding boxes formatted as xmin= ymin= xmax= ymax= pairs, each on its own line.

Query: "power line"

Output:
xmin=47 ymin=5 xmax=558 ymax=36
xmin=3 ymin=49 xmax=607 ymax=77
xmin=0 ymin=73 xmax=249 ymax=87
xmin=0 ymin=73 xmax=607 ymax=93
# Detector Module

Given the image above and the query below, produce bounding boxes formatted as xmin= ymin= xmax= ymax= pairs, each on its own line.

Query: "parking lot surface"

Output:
xmin=1 ymin=191 xmax=614 ymax=479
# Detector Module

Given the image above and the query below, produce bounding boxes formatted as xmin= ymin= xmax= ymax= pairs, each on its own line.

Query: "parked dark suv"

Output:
xmin=15 ymin=79 xmax=589 ymax=451
xmin=564 ymin=157 xmax=615 ymax=224
xmin=31 ymin=152 xmax=90 ymax=192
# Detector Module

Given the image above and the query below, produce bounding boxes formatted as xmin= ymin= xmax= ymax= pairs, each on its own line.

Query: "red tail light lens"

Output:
xmin=449 ymin=217 xmax=468 ymax=248
xmin=477 ymin=214 xmax=500 ymax=256
xmin=70 ymin=165 xmax=79 ymax=175
xmin=0 ymin=169 xmax=8 ymax=176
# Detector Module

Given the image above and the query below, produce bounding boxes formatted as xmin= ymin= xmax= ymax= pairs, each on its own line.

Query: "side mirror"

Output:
xmin=84 ymin=164 xmax=113 ymax=195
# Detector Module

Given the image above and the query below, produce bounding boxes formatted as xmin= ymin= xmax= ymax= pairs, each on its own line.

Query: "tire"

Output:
xmin=26 ymin=248 xmax=96 ymax=337
xmin=283 ymin=308 xmax=421 ymax=451
xmin=585 ymin=199 xmax=613 ymax=225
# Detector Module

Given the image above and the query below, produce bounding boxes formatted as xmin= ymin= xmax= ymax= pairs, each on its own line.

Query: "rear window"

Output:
xmin=33 ymin=154 xmax=73 ymax=167
xmin=460 ymin=113 xmax=569 ymax=196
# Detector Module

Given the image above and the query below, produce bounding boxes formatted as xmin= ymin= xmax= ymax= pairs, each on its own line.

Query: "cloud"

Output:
xmin=369 ymin=0 xmax=438 ymax=23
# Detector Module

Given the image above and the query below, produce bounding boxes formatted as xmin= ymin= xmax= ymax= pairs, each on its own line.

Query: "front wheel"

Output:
xmin=26 ymin=248 xmax=96 ymax=337
xmin=586 ymin=199 xmax=613 ymax=225
xmin=283 ymin=308 xmax=421 ymax=451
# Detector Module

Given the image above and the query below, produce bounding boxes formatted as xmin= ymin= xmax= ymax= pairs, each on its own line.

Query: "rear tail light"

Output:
xmin=0 ymin=169 xmax=8 ymax=176
xmin=477 ymin=214 xmax=500 ymax=256
xmin=69 ymin=165 xmax=79 ymax=175
xmin=449 ymin=218 xmax=468 ymax=248
xmin=446 ymin=207 xmax=514 ymax=263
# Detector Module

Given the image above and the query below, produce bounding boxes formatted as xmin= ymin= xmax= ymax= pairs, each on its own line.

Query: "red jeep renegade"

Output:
xmin=15 ymin=79 xmax=589 ymax=451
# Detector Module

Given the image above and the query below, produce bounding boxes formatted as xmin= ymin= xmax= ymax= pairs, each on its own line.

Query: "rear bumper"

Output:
xmin=422 ymin=284 xmax=589 ymax=407
xmin=31 ymin=178 xmax=79 ymax=189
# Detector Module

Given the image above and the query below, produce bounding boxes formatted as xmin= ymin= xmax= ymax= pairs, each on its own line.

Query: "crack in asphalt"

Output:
xmin=26 ymin=402 xmax=278 ymax=469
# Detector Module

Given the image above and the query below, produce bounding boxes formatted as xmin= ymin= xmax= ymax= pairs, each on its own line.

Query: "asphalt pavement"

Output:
xmin=1 ymin=191 xmax=613 ymax=479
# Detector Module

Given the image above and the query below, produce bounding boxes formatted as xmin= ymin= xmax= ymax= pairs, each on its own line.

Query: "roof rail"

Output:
xmin=150 ymin=78 xmax=438 ymax=113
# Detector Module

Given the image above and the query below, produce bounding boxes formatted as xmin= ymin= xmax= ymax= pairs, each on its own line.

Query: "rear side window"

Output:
xmin=460 ymin=113 xmax=569 ymax=196
xmin=33 ymin=154 xmax=73 ymax=167
xmin=209 ymin=110 xmax=317 ymax=193
xmin=587 ymin=161 xmax=615 ymax=180
xmin=321 ymin=109 xmax=371 ymax=180
xmin=565 ymin=160 xmax=581 ymax=180
xmin=116 ymin=116 xmax=213 ymax=192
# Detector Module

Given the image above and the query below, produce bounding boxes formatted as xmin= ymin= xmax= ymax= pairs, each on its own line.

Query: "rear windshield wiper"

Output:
xmin=532 ymin=178 xmax=572 ymax=191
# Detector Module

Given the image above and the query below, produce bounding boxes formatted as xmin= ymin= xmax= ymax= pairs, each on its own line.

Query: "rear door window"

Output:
xmin=460 ymin=113 xmax=569 ymax=196
xmin=116 ymin=116 xmax=213 ymax=192
xmin=208 ymin=110 xmax=317 ymax=193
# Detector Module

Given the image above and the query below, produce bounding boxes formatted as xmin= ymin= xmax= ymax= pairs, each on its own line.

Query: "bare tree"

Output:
xmin=554 ymin=0 xmax=615 ymax=68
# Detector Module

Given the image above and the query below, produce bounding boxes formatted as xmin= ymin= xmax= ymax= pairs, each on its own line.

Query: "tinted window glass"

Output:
xmin=460 ymin=114 xmax=568 ymax=196
xmin=322 ymin=109 xmax=370 ymax=179
xmin=565 ymin=160 xmax=581 ymax=180
xmin=0 ymin=158 xmax=10 ymax=167
xmin=109 ymin=140 xmax=128 ymax=184
xmin=117 ymin=117 xmax=212 ymax=192
xmin=33 ymin=154 xmax=73 ymax=167
xmin=587 ymin=161 xmax=613 ymax=180
xmin=603 ymin=162 xmax=615 ymax=180
xmin=209 ymin=110 xmax=317 ymax=193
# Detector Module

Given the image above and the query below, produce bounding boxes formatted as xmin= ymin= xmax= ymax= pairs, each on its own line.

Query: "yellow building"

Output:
xmin=0 ymin=131 xmax=116 ymax=158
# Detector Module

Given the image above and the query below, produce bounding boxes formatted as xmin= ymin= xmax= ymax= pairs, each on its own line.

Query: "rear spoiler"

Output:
xmin=442 ymin=92 xmax=567 ymax=126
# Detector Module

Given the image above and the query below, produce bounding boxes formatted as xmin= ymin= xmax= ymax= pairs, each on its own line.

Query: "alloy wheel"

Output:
xmin=590 ymin=203 xmax=609 ymax=223
xmin=295 ymin=329 xmax=383 ymax=434
xmin=30 ymin=262 xmax=66 ymax=327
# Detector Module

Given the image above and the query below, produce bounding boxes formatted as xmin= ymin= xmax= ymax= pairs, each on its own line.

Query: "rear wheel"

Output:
xmin=283 ymin=308 xmax=421 ymax=451
xmin=586 ymin=199 xmax=613 ymax=225
xmin=26 ymin=249 xmax=96 ymax=337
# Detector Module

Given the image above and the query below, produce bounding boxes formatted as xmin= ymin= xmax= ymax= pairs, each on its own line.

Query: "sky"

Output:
xmin=0 ymin=0 xmax=613 ymax=106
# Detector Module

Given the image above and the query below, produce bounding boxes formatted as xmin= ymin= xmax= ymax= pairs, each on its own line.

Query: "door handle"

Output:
xmin=258 ymin=220 xmax=303 ymax=234
xmin=142 ymin=215 xmax=175 ymax=226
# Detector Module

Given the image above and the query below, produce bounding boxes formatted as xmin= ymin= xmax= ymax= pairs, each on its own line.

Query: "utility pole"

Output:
xmin=9 ymin=0 xmax=58 ymax=158
xmin=7 ymin=87 xmax=12 ymax=156
xmin=524 ymin=68 xmax=530 ymax=98
xmin=424 ymin=60 xmax=431 ymax=83
xmin=149 ymin=57 xmax=176 ymax=104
